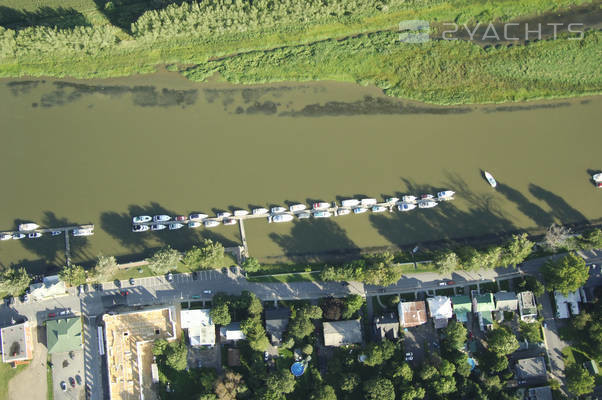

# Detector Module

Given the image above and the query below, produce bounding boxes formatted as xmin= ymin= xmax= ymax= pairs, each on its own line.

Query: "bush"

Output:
xmin=147 ymin=247 xmax=180 ymax=275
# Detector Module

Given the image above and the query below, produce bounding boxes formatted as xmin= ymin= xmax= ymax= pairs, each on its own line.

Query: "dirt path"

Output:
xmin=8 ymin=326 xmax=47 ymax=400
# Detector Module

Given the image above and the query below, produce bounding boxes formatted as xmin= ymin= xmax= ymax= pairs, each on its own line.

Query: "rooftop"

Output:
xmin=220 ymin=322 xmax=245 ymax=341
xmin=397 ymin=301 xmax=427 ymax=328
xmin=516 ymin=357 xmax=547 ymax=379
xmin=180 ymin=309 xmax=215 ymax=346
xmin=527 ymin=386 xmax=552 ymax=400
xmin=46 ymin=318 xmax=82 ymax=354
xmin=373 ymin=313 xmax=399 ymax=340
xmin=475 ymin=293 xmax=495 ymax=313
xmin=1 ymin=322 xmax=33 ymax=363
xmin=427 ymin=296 xmax=453 ymax=319
xmin=323 ymin=320 xmax=362 ymax=347
xmin=451 ymin=295 xmax=471 ymax=314
xmin=265 ymin=308 xmax=290 ymax=345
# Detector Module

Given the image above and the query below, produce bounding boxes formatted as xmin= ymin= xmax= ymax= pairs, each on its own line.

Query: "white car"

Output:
xmin=203 ymin=290 xmax=212 ymax=294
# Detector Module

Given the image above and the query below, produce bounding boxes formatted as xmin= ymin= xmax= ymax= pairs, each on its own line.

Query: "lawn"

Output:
xmin=0 ymin=363 xmax=26 ymax=400
xmin=247 ymin=272 xmax=319 ymax=283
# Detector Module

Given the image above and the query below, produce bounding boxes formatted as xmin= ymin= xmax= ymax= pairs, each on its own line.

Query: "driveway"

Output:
xmin=403 ymin=323 xmax=435 ymax=365
xmin=8 ymin=325 xmax=47 ymax=400
xmin=539 ymin=292 xmax=567 ymax=384
xmin=52 ymin=350 xmax=84 ymax=400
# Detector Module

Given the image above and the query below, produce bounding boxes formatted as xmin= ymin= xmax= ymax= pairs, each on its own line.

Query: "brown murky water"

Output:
xmin=0 ymin=73 xmax=600 ymax=271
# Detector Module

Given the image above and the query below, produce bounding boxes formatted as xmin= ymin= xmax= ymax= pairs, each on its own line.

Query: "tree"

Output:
xmin=578 ymin=228 xmax=602 ymax=250
xmin=542 ymin=252 xmax=589 ymax=295
xmin=572 ymin=312 xmax=592 ymax=330
xmin=309 ymin=385 xmax=336 ymax=400
xmin=342 ymin=294 xmax=364 ymax=319
xmin=439 ymin=359 xmax=456 ymax=377
xmin=242 ymin=257 xmax=261 ymax=273
xmin=430 ymin=376 xmax=456 ymax=396
xmin=399 ymin=386 xmax=425 ymax=400
xmin=340 ymin=373 xmax=360 ymax=392
xmin=392 ymin=362 xmax=413 ymax=382
xmin=453 ymin=353 xmax=472 ymax=377
xmin=442 ymin=320 xmax=467 ymax=350
xmin=288 ymin=305 xmax=322 ymax=340
xmin=363 ymin=378 xmax=395 ymax=400
xmin=434 ymin=251 xmax=461 ymax=273
xmin=183 ymin=239 xmax=225 ymax=269
xmin=241 ymin=316 xmax=269 ymax=352
xmin=362 ymin=340 xmax=395 ymax=366
xmin=419 ymin=365 xmax=438 ymax=381
xmin=215 ymin=371 xmax=247 ymax=400
xmin=524 ymin=275 xmax=545 ymax=297
xmin=302 ymin=344 xmax=313 ymax=355
xmin=200 ymin=395 xmax=217 ymax=400
xmin=502 ymin=233 xmax=534 ymax=267
xmin=544 ymin=223 xmax=572 ymax=250
xmin=93 ymin=255 xmax=118 ymax=281
xmin=147 ymin=246 xmax=180 ymax=275
xmin=239 ymin=290 xmax=263 ymax=316
xmin=164 ymin=340 xmax=188 ymax=371
xmin=518 ymin=321 xmax=542 ymax=343
xmin=210 ymin=302 xmax=231 ymax=326
xmin=0 ymin=267 xmax=31 ymax=296
xmin=457 ymin=246 xmax=482 ymax=271
xmin=266 ymin=369 xmax=296 ymax=394
xmin=321 ymin=297 xmax=344 ymax=320
xmin=487 ymin=327 xmax=519 ymax=355
xmin=59 ymin=264 xmax=86 ymax=286
xmin=566 ymin=364 xmax=595 ymax=397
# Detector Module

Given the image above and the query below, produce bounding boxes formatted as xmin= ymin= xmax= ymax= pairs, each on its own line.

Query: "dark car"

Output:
xmin=60 ymin=381 xmax=67 ymax=391
xmin=192 ymin=271 xmax=198 ymax=280
xmin=83 ymin=284 xmax=89 ymax=293
xmin=69 ymin=377 xmax=76 ymax=388
xmin=75 ymin=375 xmax=82 ymax=385
xmin=94 ymin=283 xmax=103 ymax=291
xmin=129 ymin=278 xmax=135 ymax=285
xmin=4 ymin=296 xmax=13 ymax=306
xmin=114 ymin=279 xmax=121 ymax=288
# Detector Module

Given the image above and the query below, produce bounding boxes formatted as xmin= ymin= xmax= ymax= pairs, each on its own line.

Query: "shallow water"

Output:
xmin=0 ymin=73 xmax=600 ymax=271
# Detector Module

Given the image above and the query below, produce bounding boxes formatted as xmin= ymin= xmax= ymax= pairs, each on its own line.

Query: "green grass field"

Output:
xmin=0 ymin=363 xmax=26 ymax=400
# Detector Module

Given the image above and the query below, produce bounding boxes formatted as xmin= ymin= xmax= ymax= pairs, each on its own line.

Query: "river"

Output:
xmin=0 ymin=73 xmax=600 ymax=272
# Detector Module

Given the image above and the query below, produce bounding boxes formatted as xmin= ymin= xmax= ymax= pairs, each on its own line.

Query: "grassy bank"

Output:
xmin=0 ymin=363 xmax=26 ymax=400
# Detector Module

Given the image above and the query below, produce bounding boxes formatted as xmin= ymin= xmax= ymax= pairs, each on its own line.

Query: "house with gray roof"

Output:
xmin=265 ymin=308 xmax=290 ymax=346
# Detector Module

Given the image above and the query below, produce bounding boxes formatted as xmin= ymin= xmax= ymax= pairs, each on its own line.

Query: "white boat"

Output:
xmin=132 ymin=216 xmax=152 ymax=224
xmin=593 ymin=173 xmax=602 ymax=182
xmin=223 ymin=218 xmax=237 ymax=226
xmin=216 ymin=212 xmax=231 ymax=218
xmin=0 ymin=234 xmax=12 ymax=241
xmin=12 ymin=233 xmax=25 ymax=240
xmin=385 ymin=197 xmax=399 ymax=204
xmin=353 ymin=207 xmax=368 ymax=214
xmin=336 ymin=208 xmax=351 ymax=216
xmin=188 ymin=221 xmax=202 ymax=228
xmin=421 ymin=194 xmax=434 ymax=200
xmin=51 ymin=231 xmax=62 ymax=236
xmin=372 ymin=205 xmax=387 ymax=213
xmin=418 ymin=200 xmax=438 ymax=209
xmin=189 ymin=213 xmax=208 ymax=221
xmin=341 ymin=199 xmax=360 ymax=207
xmin=360 ymin=198 xmax=377 ymax=207
xmin=233 ymin=210 xmax=249 ymax=217
xmin=289 ymin=204 xmax=307 ymax=212
xmin=151 ymin=224 xmax=166 ymax=231
xmin=28 ymin=232 xmax=42 ymax=239
xmin=297 ymin=212 xmax=311 ymax=219
xmin=73 ymin=228 xmax=94 ymax=236
xmin=204 ymin=220 xmax=220 ymax=228
xmin=153 ymin=215 xmax=171 ymax=222
xmin=168 ymin=223 xmax=184 ymax=230
xmin=484 ymin=171 xmax=497 ymax=188
xmin=402 ymin=195 xmax=417 ymax=203
xmin=252 ymin=208 xmax=269 ymax=215
xmin=312 ymin=202 xmax=330 ymax=210
xmin=273 ymin=214 xmax=294 ymax=223
xmin=437 ymin=191 xmax=455 ymax=200
xmin=18 ymin=223 xmax=39 ymax=231
xmin=398 ymin=203 xmax=417 ymax=212
xmin=271 ymin=206 xmax=287 ymax=214
xmin=314 ymin=211 xmax=332 ymax=218
xmin=132 ymin=225 xmax=149 ymax=232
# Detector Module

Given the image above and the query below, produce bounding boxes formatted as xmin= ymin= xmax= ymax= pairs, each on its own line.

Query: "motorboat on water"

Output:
xmin=252 ymin=208 xmax=269 ymax=215
xmin=12 ymin=233 xmax=25 ymax=240
xmin=204 ymin=220 xmax=220 ymax=228
xmin=593 ymin=173 xmax=602 ymax=182
xmin=151 ymin=224 xmax=167 ymax=231
xmin=421 ymin=194 xmax=434 ymax=200
xmin=216 ymin=212 xmax=231 ymax=219
xmin=51 ymin=231 xmax=62 ymax=236
xmin=189 ymin=213 xmax=208 ymax=221
xmin=336 ymin=208 xmax=351 ymax=216
xmin=385 ymin=197 xmax=399 ymax=204
xmin=168 ymin=223 xmax=184 ymax=230
xmin=153 ymin=215 xmax=171 ymax=223
xmin=132 ymin=216 xmax=152 ymax=224
xmin=341 ymin=199 xmax=360 ymax=207
xmin=353 ymin=207 xmax=368 ymax=214
xmin=372 ymin=205 xmax=387 ymax=213
xmin=402 ymin=195 xmax=417 ymax=203
xmin=188 ymin=221 xmax=202 ymax=228
xmin=398 ymin=203 xmax=417 ymax=212
xmin=132 ymin=225 xmax=149 ymax=233
xmin=233 ymin=210 xmax=249 ymax=217
xmin=18 ymin=223 xmax=39 ymax=231
xmin=360 ymin=198 xmax=377 ymax=207
xmin=312 ymin=202 xmax=330 ymax=210
xmin=175 ymin=216 xmax=187 ymax=222
xmin=0 ymin=234 xmax=12 ymax=241
xmin=223 ymin=218 xmax=237 ymax=226
xmin=418 ymin=200 xmax=438 ymax=209
xmin=297 ymin=212 xmax=311 ymax=219
xmin=28 ymin=232 xmax=42 ymax=239
xmin=484 ymin=171 xmax=497 ymax=188
xmin=272 ymin=214 xmax=294 ymax=223
xmin=73 ymin=228 xmax=94 ymax=236
xmin=314 ymin=211 xmax=332 ymax=218
xmin=437 ymin=191 xmax=455 ymax=200
xmin=289 ymin=204 xmax=307 ymax=212
xmin=271 ymin=206 xmax=287 ymax=214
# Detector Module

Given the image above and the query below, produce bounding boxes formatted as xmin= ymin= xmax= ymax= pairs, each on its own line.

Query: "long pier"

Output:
xmin=0 ymin=224 xmax=94 ymax=236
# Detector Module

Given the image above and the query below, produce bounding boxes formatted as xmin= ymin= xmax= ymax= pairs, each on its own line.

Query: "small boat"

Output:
xmin=297 ymin=212 xmax=311 ymax=219
xmin=223 ymin=218 xmax=237 ymax=226
xmin=418 ymin=200 xmax=438 ymax=209
xmin=132 ymin=216 xmax=152 ymax=224
xmin=188 ymin=221 xmax=202 ymax=228
xmin=153 ymin=215 xmax=171 ymax=223
xmin=168 ymin=223 xmax=184 ymax=230
xmin=398 ymin=203 xmax=417 ymax=212
xmin=314 ymin=211 xmax=332 ymax=218
xmin=151 ymin=224 xmax=166 ymax=231
xmin=353 ymin=207 xmax=368 ymax=214
xmin=341 ymin=199 xmax=360 ymax=207
xmin=593 ymin=173 xmax=602 ymax=182
xmin=421 ymin=194 xmax=434 ymax=200
xmin=252 ymin=208 xmax=269 ymax=215
xmin=233 ymin=210 xmax=249 ymax=217
xmin=204 ymin=220 xmax=220 ymax=228
xmin=385 ymin=197 xmax=399 ymax=204
xmin=372 ymin=205 xmax=387 ymax=213
xmin=437 ymin=191 xmax=455 ymax=200
xmin=402 ymin=195 xmax=417 ymax=204
xmin=336 ymin=208 xmax=351 ymax=216
xmin=597 ymin=182 xmax=602 ymax=188
xmin=272 ymin=214 xmax=294 ymax=223
xmin=51 ymin=231 xmax=62 ymax=236
xmin=28 ymin=232 xmax=42 ymax=239
xmin=0 ymin=234 xmax=12 ymax=241
xmin=360 ymin=198 xmax=377 ymax=207
xmin=289 ymin=204 xmax=307 ymax=212
xmin=132 ymin=225 xmax=149 ymax=233
xmin=484 ymin=171 xmax=497 ymax=188
xmin=216 ymin=212 xmax=231 ymax=219
xmin=175 ymin=215 xmax=186 ymax=221
xmin=18 ymin=223 xmax=39 ymax=231
xmin=72 ymin=228 xmax=94 ymax=236
xmin=312 ymin=202 xmax=330 ymax=210
xmin=12 ymin=233 xmax=25 ymax=240
xmin=189 ymin=213 xmax=208 ymax=221
xmin=271 ymin=207 xmax=287 ymax=214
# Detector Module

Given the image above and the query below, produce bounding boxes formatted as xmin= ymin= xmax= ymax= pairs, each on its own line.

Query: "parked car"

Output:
xmin=19 ymin=294 xmax=29 ymax=303
xmin=120 ymin=290 xmax=129 ymax=296
xmin=75 ymin=375 xmax=82 ymax=385
xmin=48 ymin=312 xmax=56 ymax=318
xmin=129 ymin=278 xmax=135 ymax=285
xmin=446 ymin=280 xmax=455 ymax=285
xmin=191 ymin=295 xmax=201 ymax=299
xmin=94 ymin=283 xmax=103 ymax=291
xmin=166 ymin=273 xmax=173 ymax=282
xmin=197 ymin=360 xmax=203 ymax=368
xmin=69 ymin=377 xmax=76 ymax=388
xmin=4 ymin=296 xmax=13 ymax=306
xmin=59 ymin=310 xmax=69 ymax=316
xmin=203 ymin=290 xmax=212 ymax=294
xmin=264 ymin=351 xmax=269 ymax=361
xmin=192 ymin=271 xmax=198 ymax=280
xmin=438 ymin=282 xmax=447 ymax=286
xmin=60 ymin=381 xmax=67 ymax=391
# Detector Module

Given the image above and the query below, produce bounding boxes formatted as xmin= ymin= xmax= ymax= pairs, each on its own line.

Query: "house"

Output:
xmin=220 ymin=322 xmax=246 ymax=342
xmin=515 ymin=357 xmax=547 ymax=381
xmin=526 ymin=386 xmax=552 ymax=400
xmin=554 ymin=290 xmax=581 ymax=319
xmin=265 ymin=308 xmax=290 ymax=346
xmin=180 ymin=309 xmax=215 ymax=346
xmin=323 ymin=320 xmax=362 ymax=347
xmin=451 ymin=295 xmax=471 ymax=322
xmin=494 ymin=291 xmax=518 ymax=311
xmin=473 ymin=293 xmax=495 ymax=331
xmin=518 ymin=291 xmax=538 ymax=321
xmin=29 ymin=275 xmax=66 ymax=301
xmin=373 ymin=313 xmax=399 ymax=340
xmin=1 ymin=321 xmax=33 ymax=365
xmin=426 ymin=296 xmax=453 ymax=329
xmin=46 ymin=318 xmax=82 ymax=354
xmin=397 ymin=301 xmax=427 ymax=328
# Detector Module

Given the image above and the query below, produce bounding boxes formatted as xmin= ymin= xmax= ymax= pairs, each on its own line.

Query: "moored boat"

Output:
xmin=28 ymin=232 xmax=42 ymax=239
xmin=271 ymin=206 xmax=287 ymax=214
xmin=437 ymin=191 xmax=455 ymax=200
xmin=289 ymin=204 xmax=307 ymax=212
xmin=233 ymin=210 xmax=249 ymax=217
xmin=153 ymin=215 xmax=171 ymax=223
xmin=402 ymin=195 xmax=417 ymax=204
xmin=312 ymin=202 xmax=330 ymax=210
xmin=297 ymin=212 xmax=311 ymax=219
xmin=336 ymin=208 xmax=351 ymax=216
xmin=0 ymin=234 xmax=11 ymax=241
xmin=418 ymin=200 xmax=438 ymax=209
xmin=353 ymin=207 xmax=368 ymax=214
xmin=216 ymin=212 xmax=231 ymax=219
xmin=360 ymin=198 xmax=377 ymax=207
xmin=385 ymin=197 xmax=399 ymax=204
xmin=372 ymin=205 xmax=387 ymax=213
xmin=341 ymin=199 xmax=360 ymax=207
xmin=175 ymin=216 xmax=186 ymax=221
xmin=421 ymin=194 xmax=434 ymax=200
xmin=18 ymin=223 xmax=39 ymax=231
xmin=188 ymin=221 xmax=202 ymax=228
xmin=151 ymin=224 xmax=166 ymax=231
xmin=168 ymin=223 xmax=184 ymax=230
xmin=12 ymin=233 xmax=25 ymax=240
xmin=189 ymin=213 xmax=208 ymax=221
xmin=314 ymin=211 xmax=332 ymax=218
xmin=51 ymin=231 xmax=62 ymax=236
xmin=593 ymin=173 xmax=602 ymax=182
xmin=398 ymin=203 xmax=417 ymax=212
xmin=204 ymin=220 xmax=220 ymax=228
xmin=252 ymin=208 xmax=269 ymax=215
xmin=223 ymin=218 xmax=237 ymax=226
xmin=132 ymin=216 xmax=152 ymax=224
xmin=73 ymin=228 xmax=94 ymax=236
xmin=132 ymin=225 xmax=150 ymax=232
xmin=484 ymin=171 xmax=497 ymax=188
xmin=273 ymin=214 xmax=294 ymax=223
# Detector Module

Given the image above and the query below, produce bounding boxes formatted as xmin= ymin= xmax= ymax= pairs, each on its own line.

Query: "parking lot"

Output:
xmin=52 ymin=350 xmax=85 ymax=400
xmin=403 ymin=322 xmax=436 ymax=365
